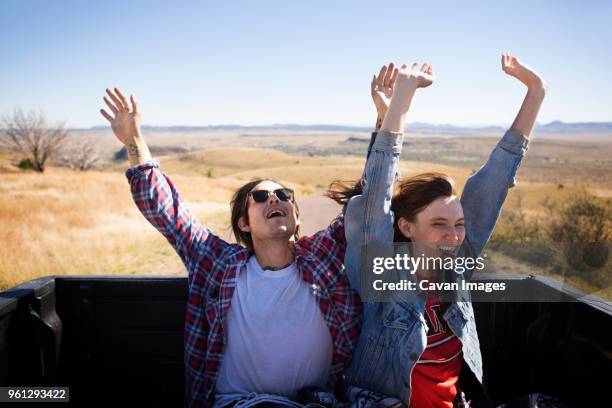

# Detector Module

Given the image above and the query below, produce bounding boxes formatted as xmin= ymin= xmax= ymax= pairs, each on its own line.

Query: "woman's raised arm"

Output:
xmin=502 ymin=54 xmax=548 ymax=138
xmin=461 ymin=55 xmax=547 ymax=259
xmin=344 ymin=63 xmax=435 ymax=295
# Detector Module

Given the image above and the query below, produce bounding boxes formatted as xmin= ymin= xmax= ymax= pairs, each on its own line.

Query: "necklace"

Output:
xmin=262 ymin=261 xmax=293 ymax=271
xmin=262 ymin=246 xmax=295 ymax=271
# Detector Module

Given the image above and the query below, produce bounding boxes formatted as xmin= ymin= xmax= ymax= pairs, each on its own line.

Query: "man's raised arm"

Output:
xmin=100 ymin=88 xmax=232 ymax=286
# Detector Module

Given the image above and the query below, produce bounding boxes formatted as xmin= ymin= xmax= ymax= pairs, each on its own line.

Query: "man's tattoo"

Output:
xmin=128 ymin=143 xmax=140 ymax=156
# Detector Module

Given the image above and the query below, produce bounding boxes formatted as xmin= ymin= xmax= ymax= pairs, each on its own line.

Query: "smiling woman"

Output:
xmin=332 ymin=55 xmax=556 ymax=407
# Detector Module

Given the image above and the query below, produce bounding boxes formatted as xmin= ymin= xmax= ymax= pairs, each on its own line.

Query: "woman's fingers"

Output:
xmin=389 ymin=67 xmax=399 ymax=87
xmin=106 ymin=88 xmax=124 ymax=111
xmin=377 ymin=65 xmax=387 ymax=83
xmin=504 ymin=53 xmax=513 ymax=68
xmin=383 ymin=62 xmax=394 ymax=87
xmin=377 ymin=66 xmax=388 ymax=90
xmin=502 ymin=53 xmax=512 ymax=72
xmin=100 ymin=109 xmax=113 ymax=123
xmin=103 ymin=96 xmax=118 ymax=114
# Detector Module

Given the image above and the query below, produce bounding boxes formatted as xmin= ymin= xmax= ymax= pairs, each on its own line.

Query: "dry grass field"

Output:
xmin=0 ymin=145 xmax=373 ymax=289
xmin=1 ymin=129 xmax=611 ymax=296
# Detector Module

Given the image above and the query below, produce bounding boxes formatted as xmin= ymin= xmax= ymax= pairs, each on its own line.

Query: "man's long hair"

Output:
xmin=230 ymin=178 xmax=300 ymax=248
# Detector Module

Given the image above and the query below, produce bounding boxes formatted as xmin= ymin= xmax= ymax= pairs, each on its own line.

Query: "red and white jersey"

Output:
xmin=410 ymin=299 xmax=463 ymax=408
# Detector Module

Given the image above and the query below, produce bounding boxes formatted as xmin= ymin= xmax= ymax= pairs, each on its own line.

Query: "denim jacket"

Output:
xmin=343 ymin=130 xmax=529 ymax=403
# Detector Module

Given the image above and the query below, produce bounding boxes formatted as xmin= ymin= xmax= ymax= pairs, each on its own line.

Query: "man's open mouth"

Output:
xmin=266 ymin=209 xmax=287 ymax=219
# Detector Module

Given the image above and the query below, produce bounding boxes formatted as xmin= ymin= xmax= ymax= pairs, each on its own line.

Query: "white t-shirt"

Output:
xmin=214 ymin=255 xmax=333 ymax=405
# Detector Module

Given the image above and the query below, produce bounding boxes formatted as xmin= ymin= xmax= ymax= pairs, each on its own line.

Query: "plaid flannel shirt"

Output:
xmin=126 ymin=161 xmax=363 ymax=408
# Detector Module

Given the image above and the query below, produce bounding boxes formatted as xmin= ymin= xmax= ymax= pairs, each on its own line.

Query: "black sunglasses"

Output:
xmin=249 ymin=188 xmax=294 ymax=203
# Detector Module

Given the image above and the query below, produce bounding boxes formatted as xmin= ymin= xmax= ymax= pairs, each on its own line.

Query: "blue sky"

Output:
xmin=1 ymin=0 xmax=611 ymax=128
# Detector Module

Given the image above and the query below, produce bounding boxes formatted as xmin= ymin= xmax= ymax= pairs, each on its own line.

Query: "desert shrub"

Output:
xmin=491 ymin=191 xmax=544 ymax=244
xmin=491 ymin=193 xmax=611 ymax=293
xmin=16 ymin=158 xmax=35 ymax=170
xmin=546 ymin=195 xmax=611 ymax=288
xmin=547 ymin=195 xmax=611 ymax=243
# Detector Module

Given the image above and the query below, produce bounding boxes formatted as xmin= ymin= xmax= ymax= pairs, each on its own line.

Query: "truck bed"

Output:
xmin=0 ymin=274 xmax=610 ymax=407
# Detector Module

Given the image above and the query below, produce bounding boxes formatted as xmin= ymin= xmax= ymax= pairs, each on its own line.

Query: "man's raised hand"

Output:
xmin=100 ymin=88 xmax=141 ymax=145
xmin=100 ymin=88 xmax=151 ymax=166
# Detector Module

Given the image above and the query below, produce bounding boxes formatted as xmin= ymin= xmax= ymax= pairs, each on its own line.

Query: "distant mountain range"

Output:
xmin=87 ymin=121 xmax=612 ymax=133
xmin=534 ymin=121 xmax=612 ymax=133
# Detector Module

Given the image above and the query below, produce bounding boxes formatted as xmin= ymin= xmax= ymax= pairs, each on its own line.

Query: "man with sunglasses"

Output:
xmin=249 ymin=188 xmax=293 ymax=202
xmin=100 ymin=87 xmax=406 ymax=408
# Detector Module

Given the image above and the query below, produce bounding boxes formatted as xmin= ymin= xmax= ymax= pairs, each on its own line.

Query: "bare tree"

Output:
xmin=60 ymin=135 xmax=100 ymax=171
xmin=0 ymin=109 xmax=69 ymax=172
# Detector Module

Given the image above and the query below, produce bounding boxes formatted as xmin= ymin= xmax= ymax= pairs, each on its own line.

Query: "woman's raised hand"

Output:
xmin=398 ymin=62 xmax=434 ymax=91
xmin=503 ymin=54 xmax=548 ymax=137
xmin=385 ymin=63 xmax=435 ymax=119
xmin=501 ymin=54 xmax=547 ymax=92
xmin=371 ymin=63 xmax=399 ymax=120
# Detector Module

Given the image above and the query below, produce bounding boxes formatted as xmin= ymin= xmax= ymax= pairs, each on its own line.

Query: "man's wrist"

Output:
xmin=126 ymin=137 xmax=152 ymax=166
xmin=127 ymin=131 xmax=147 ymax=146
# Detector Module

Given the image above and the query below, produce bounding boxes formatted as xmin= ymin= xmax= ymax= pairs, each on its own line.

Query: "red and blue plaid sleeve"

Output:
xmin=302 ymin=213 xmax=346 ymax=251
xmin=125 ymin=160 xmax=233 ymax=286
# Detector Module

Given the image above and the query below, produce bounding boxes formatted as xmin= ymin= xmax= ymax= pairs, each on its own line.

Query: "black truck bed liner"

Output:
xmin=1 ymin=275 xmax=610 ymax=407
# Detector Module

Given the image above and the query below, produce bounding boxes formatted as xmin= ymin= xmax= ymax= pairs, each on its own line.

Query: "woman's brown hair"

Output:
xmin=326 ymin=172 xmax=456 ymax=242
xmin=391 ymin=172 xmax=457 ymax=241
